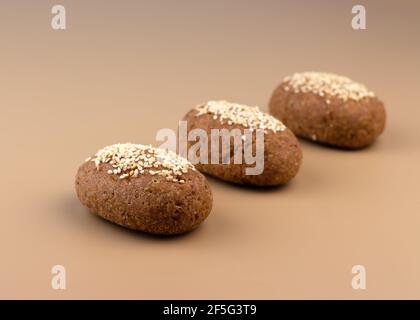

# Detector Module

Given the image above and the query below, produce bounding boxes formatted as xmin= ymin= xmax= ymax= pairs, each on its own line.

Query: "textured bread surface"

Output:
xmin=75 ymin=158 xmax=213 ymax=235
xmin=269 ymin=73 xmax=386 ymax=149
xmin=183 ymin=109 xmax=302 ymax=186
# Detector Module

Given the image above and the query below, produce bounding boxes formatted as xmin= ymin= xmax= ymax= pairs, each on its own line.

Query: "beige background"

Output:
xmin=0 ymin=0 xmax=419 ymax=299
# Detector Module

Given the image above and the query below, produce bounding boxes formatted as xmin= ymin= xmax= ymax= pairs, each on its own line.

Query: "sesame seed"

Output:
xmin=195 ymin=100 xmax=286 ymax=133
xmin=89 ymin=143 xmax=194 ymax=182
xmin=283 ymin=72 xmax=375 ymax=101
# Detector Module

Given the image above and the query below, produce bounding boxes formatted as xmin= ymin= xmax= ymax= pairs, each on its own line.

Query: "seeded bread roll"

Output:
xmin=269 ymin=72 xmax=386 ymax=149
xmin=75 ymin=143 xmax=213 ymax=235
xmin=182 ymin=101 xmax=302 ymax=186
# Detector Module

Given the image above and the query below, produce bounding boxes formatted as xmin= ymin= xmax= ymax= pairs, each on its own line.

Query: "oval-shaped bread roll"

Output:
xmin=182 ymin=101 xmax=302 ymax=186
xmin=269 ymin=72 xmax=386 ymax=149
xmin=75 ymin=143 xmax=213 ymax=235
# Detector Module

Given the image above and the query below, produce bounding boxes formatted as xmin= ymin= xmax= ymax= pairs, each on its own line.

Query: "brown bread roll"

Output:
xmin=269 ymin=72 xmax=386 ymax=149
xmin=182 ymin=101 xmax=302 ymax=186
xmin=75 ymin=143 xmax=213 ymax=235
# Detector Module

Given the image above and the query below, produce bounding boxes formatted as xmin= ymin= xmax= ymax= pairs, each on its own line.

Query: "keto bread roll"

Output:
xmin=182 ymin=101 xmax=302 ymax=186
xmin=75 ymin=143 xmax=213 ymax=235
xmin=269 ymin=72 xmax=386 ymax=149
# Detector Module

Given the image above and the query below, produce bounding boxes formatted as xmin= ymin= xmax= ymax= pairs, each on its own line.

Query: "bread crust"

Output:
xmin=75 ymin=161 xmax=213 ymax=235
xmin=183 ymin=109 xmax=302 ymax=186
xmin=269 ymin=83 xmax=386 ymax=149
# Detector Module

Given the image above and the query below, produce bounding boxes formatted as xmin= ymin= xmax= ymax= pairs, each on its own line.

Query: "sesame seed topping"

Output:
xmin=283 ymin=72 xmax=375 ymax=101
xmin=195 ymin=100 xmax=286 ymax=133
xmin=88 ymin=143 xmax=195 ymax=182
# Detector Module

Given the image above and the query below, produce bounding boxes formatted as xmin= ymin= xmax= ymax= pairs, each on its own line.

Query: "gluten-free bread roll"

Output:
xmin=75 ymin=143 xmax=213 ymax=235
xmin=182 ymin=101 xmax=302 ymax=186
xmin=269 ymin=72 xmax=386 ymax=149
